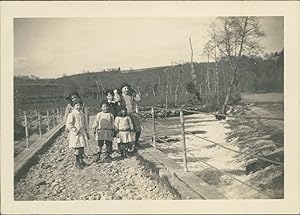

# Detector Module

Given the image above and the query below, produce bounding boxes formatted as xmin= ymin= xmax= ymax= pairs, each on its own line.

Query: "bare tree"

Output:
xmin=214 ymin=44 xmax=220 ymax=107
xmin=209 ymin=17 xmax=264 ymax=114
xmin=95 ymin=80 xmax=106 ymax=101
xmin=189 ymin=37 xmax=197 ymax=85
xmin=152 ymin=83 xmax=157 ymax=96
xmin=95 ymin=80 xmax=101 ymax=101
xmin=174 ymin=65 xmax=183 ymax=107
xmin=203 ymin=41 xmax=214 ymax=94
xmin=165 ymin=68 xmax=170 ymax=110
xmin=158 ymin=76 xmax=161 ymax=95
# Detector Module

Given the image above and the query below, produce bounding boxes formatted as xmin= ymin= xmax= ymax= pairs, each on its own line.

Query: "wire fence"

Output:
xmin=136 ymin=105 xmax=284 ymax=121
xmin=137 ymin=104 xmax=283 ymax=199
xmin=16 ymin=107 xmax=66 ymax=149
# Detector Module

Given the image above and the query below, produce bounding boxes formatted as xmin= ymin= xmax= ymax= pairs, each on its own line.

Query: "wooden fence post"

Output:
xmin=24 ymin=112 xmax=29 ymax=148
xmin=135 ymin=104 xmax=139 ymax=113
xmin=38 ymin=111 xmax=42 ymax=138
xmin=52 ymin=108 xmax=56 ymax=127
xmin=47 ymin=110 xmax=50 ymax=132
xmin=56 ymin=108 xmax=60 ymax=123
xmin=60 ymin=107 xmax=64 ymax=121
xmin=180 ymin=109 xmax=188 ymax=172
xmin=84 ymin=106 xmax=89 ymax=126
xmin=151 ymin=107 xmax=157 ymax=149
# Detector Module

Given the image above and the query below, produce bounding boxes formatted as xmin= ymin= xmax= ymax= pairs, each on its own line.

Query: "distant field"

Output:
xmin=241 ymin=92 xmax=283 ymax=119
xmin=241 ymin=92 xmax=283 ymax=104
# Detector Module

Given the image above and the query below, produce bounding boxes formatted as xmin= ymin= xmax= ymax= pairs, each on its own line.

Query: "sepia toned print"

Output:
xmin=13 ymin=16 xmax=284 ymax=201
xmin=1 ymin=1 xmax=300 ymax=214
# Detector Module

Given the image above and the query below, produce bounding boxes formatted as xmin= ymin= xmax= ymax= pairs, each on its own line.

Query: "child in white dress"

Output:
xmin=114 ymin=107 xmax=134 ymax=159
xmin=66 ymin=98 xmax=89 ymax=169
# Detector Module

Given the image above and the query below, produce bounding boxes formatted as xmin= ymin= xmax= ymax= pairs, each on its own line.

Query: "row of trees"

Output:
xmin=186 ymin=17 xmax=281 ymax=114
xmin=15 ymin=17 xmax=283 ymax=113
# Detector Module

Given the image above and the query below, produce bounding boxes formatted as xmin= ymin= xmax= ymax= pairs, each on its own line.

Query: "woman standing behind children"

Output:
xmin=119 ymin=83 xmax=143 ymax=150
xmin=93 ymin=101 xmax=115 ymax=161
xmin=66 ymin=98 xmax=89 ymax=169
xmin=114 ymin=107 xmax=134 ymax=159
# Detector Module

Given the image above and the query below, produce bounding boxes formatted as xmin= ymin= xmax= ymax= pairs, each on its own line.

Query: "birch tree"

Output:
xmin=208 ymin=17 xmax=264 ymax=114
xmin=203 ymin=41 xmax=214 ymax=94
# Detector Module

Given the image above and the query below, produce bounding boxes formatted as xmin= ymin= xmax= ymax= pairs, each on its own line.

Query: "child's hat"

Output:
xmin=120 ymin=83 xmax=132 ymax=91
xmin=72 ymin=98 xmax=83 ymax=107
xmin=65 ymin=91 xmax=80 ymax=101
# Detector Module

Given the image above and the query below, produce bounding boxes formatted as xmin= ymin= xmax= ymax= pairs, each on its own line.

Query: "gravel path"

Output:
xmin=14 ymin=131 xmax=179 ymax=200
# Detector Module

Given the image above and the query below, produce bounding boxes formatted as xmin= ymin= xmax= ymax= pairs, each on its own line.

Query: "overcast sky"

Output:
xmin=14 ymin=17 xmax=283 ymax=78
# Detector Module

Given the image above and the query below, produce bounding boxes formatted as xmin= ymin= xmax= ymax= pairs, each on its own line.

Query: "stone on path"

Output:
xmin=14 ymin=130 xmax=179 ymax=201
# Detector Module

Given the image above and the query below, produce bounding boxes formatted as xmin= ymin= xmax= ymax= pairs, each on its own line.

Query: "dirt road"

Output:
xmin=14 ymin=129 xmax=179 ymax=201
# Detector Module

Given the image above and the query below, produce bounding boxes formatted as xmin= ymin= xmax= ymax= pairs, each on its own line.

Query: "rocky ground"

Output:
xmin=14 ymin=131 xmax=179 ymax=201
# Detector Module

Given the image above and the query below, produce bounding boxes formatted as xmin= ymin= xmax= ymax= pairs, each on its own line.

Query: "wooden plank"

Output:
xmin=141 ymin=142 xmax=227 ymax=199
xmin=14 ymin=123 xmax=65 ymax=179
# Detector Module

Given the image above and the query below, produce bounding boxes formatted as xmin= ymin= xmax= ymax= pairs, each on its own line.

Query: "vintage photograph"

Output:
xmin=13 ymin=16 xmax=284 ymax=201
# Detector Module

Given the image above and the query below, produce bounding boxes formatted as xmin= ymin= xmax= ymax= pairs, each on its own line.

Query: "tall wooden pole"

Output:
xmin=24 ymin=112 xmax=29 ymax=148
xmin=165 ymin=70 xmax=170 ymax=118
xmin=180 ymin=109 xmax=188 ymax=172
xmin=151 ymin=107 xmax=156 ymax=150
xmin=56 ymin=108 xmax=60 ymax=123
xmin=189 ymin=37 xmax=197 ymax=85
xmin=38 ymin=111 xmax=42 ymax=138
xmin=52 ymin=108 xmax=56 ymax=127
xmin=47 ymin=110 xmax=50 ymax=132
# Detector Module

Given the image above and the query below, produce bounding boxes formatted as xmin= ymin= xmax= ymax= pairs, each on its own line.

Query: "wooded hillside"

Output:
xmin=14 ymin=50 xmax=283 ymax=109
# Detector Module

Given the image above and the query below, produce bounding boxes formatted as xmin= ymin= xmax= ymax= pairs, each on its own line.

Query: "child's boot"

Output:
xmin=79 ymin=154 xmax=88 ymax=167
xmin=117 ymin=143 xmax=122 ymax=154
xmin=124 ymin=147 xmax=128 ymax=158
xmin=75 ymin=155 xmax=83 ymax=169
xmin=120 ymin=150 xmax=125 ymax=159
xmin=106 ymin=142 xmax=113 ymax=160
xmin=135 ymin=141 xmax=142 ymax=149
xmin=95 ymin=152 xmax=101 ymax=162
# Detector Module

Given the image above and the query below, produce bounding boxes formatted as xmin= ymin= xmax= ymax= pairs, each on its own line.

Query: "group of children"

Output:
xmin=65 ymin=83 xmax=142 ymax=170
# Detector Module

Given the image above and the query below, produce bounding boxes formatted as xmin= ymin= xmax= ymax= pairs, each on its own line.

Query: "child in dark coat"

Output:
xmin=103 ymin=90 xmax=118 ymax=117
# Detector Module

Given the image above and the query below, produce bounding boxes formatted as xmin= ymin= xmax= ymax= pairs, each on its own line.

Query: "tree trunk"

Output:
xmin=158 ymin=76 xmax=161 ymax=95
xmin=207 ymin=54 xmax=211 ymax=94
xmin=174 ymin=69 xmax=183 ymax=107
xmin=221 ymin=18 xmax=249 ymax=114
xmin=189 ymin=37 xmax=197 ymax=85
xmin=169 ymin=77 xmax=172 ymax=96
xmin=199 ymin=84 xmax=202 ymax=96
xmin=95 ymin=81 xmax=100 ymax=101
xmin=165 ymin=70 xmax=170 ymax=109
xmin=214 ymin=46 xmax=220 ymax=107
xmin=222 ymin=69 xmax=237 ymax=114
